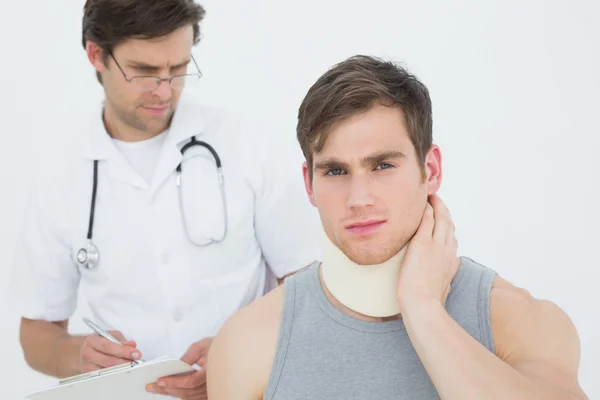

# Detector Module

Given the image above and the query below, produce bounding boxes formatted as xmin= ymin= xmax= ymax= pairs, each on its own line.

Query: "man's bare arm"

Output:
xmin=20 ymin=318 xmax=85 ymax=378
xmin=401 ymin=276 xmax=588 ymax=400
xmin=491 ymin=277 xmax=588 ymax=399
xmin=207 ymin=286 xmax=284 ymax=399
xmin=206 ymin=312 xmax=260 ymax=399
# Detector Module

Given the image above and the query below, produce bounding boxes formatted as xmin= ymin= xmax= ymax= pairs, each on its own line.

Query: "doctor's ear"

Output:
xmin=302 ymin=161 xmax=317 ymax=207
xmin=85 ymin=41 xmax=107 ymax=73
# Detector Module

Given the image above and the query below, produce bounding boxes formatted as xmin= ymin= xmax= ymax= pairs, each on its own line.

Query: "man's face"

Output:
xmin=303 ymin=104 xmax=442 ymax=265
xmin=91 ymin=25 xmax=195 ymax=136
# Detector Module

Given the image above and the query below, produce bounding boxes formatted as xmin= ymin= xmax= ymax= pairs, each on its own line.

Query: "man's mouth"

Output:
xmin=345 ymin=220 xmax=386 ymax=236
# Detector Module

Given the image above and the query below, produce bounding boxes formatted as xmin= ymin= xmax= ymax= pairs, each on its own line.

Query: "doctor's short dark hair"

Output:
xmin=296 ymin=55 xmax=433 ymax=181
xmin=81 ymin=0 xmax=206 ymax=84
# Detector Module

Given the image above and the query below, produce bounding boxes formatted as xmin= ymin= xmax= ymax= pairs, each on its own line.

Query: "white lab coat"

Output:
xmin=9 ymin=97 xmax=322 ymax=360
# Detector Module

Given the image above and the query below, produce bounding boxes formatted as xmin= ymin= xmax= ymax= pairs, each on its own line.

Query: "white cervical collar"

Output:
xmin=320 ymin=228 xmax=406 ymax=317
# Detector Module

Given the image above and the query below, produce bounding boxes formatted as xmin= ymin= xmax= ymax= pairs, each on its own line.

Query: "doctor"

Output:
xmin=10 ymin=1 xmax=320 ymax=399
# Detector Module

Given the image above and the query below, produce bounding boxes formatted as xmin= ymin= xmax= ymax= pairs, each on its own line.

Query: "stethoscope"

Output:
xmin=75 ymin=136 xmax=228 ymax=270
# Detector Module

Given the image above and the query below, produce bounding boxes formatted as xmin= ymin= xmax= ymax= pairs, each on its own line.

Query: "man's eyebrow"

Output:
xmin=361 ymin=150 xmax=405 ymax=167
xmin=314 ymin=151 xmax=406 ymax=171
xmin=314 ymin=158 xmax=349 ymax=171
xmin=126 ymin=59 xmax=191 ymax=70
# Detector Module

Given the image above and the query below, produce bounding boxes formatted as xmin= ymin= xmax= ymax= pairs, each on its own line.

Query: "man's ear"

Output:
xmin=302 ymin=161 xmax=317 ymax=207
xmin=86 ymin=41 xmax=107 ymax=74
xmin=424 ymin=144 xmax=442 ymax=194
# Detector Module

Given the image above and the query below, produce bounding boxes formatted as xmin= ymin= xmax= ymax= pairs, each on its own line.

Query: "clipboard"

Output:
xmin=25 ymin=357 xmax=197 ymax=400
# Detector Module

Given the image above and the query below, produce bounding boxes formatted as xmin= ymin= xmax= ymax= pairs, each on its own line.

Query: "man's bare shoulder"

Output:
xmin=224 ymin=283 xmax=286 ymax=342
xmin=489 ymin=275 xmax=586 ymax=398
xmin=207 ymin=284 xmax=286 ymax=399
xmin=490 ymin=275 xmax=579 ymax=361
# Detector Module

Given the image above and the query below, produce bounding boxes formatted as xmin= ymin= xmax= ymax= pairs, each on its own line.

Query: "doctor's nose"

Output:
xmin=151 ymin=78 xmax=173 ymax=101
xmin=346 ymin=176 xmax=376 ymax=209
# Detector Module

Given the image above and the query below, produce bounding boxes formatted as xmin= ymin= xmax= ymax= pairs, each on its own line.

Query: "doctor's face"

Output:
xmin=302 ymin=105 xmax=442 ymax=265
xmin=93 ymin=25 xmax=195 ymax=136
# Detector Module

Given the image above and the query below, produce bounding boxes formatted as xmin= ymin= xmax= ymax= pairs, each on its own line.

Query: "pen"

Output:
xmin=82 ymin=317 xmax=144 ymax=364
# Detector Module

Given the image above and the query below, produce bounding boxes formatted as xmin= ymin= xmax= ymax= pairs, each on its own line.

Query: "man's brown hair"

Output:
xmin=81 ymin=0 xmax=206 ymax=83
xmin=297 ymin=55 xmax=433 ymax=181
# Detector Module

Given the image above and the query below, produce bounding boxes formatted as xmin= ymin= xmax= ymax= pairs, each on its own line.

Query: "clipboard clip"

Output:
xmin=58 ymin=361 xmax=137 ymax=386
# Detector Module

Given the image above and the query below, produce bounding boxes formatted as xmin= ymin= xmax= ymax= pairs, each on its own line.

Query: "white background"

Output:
xmin=1 ymin=0 xmax=598 ymax=399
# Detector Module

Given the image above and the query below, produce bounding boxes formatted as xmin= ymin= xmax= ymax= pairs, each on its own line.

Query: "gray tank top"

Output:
xmin=264 ymin=257 xmax=497 ymax=400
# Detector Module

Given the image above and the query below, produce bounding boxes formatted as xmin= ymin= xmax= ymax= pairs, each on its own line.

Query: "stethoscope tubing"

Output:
xmin=76 ymin=136 xmax=227 ymax=270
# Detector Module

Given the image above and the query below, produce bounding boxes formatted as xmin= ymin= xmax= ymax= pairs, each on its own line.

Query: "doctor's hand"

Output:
xmin=146 ymin=337 xmax=213 ymax=400
xmin=79 ymin=330 xmax=141 ymax=373
xmin=396 ymin=194 xmax=460 ymax=312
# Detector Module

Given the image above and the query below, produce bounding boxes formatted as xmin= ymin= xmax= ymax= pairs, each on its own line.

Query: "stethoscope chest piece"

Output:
xmin=76 ymin=240 xmax=100 ymax=270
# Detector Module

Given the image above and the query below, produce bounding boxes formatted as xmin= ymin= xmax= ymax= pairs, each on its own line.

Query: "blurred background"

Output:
xmin=0 ymin=0 xmax=598 ymax=398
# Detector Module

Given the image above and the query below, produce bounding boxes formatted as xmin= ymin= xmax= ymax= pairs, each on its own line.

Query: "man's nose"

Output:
xmin=346 ymin=175 xmax=376 ymax=208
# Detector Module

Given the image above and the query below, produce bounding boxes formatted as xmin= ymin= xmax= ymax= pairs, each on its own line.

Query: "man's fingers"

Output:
xmin=429 ymin=193 xmax=449 ymax=216
xmin=415 ymin=202 xmax=435 ymax=240
xmin=444 ymin=220 xmax=456 ymax=245
xmin=432 ymin=214 xmax=448 ymax=244
xmin=430 ymin=195 xmax=452 ymax=244
xmin=88 ymin=336 xmax=141 ymax=360
xmin=446 ymin=230 xmax=458 ymax=251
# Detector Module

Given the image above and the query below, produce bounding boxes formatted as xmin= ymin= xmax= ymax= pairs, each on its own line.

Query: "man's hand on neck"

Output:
xmin=395 ymin=194 xmax=460 ymax=311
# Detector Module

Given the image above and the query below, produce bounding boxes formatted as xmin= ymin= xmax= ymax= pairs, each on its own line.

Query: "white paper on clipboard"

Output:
xmin=25 ymin=357 xmax=197 ymax=400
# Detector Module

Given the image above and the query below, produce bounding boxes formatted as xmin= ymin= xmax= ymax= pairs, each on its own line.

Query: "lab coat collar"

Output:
xmin=83 ymin=103 xmax=118 ymax=162
xmin=83 ymin=96 xmax=205 ymax=194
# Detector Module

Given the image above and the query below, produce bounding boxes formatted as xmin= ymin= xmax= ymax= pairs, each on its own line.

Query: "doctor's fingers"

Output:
xmin=84 ymin=336 xmax=141 ymax=361
xmin=81 ymin=348 xmax=136 ymax=370
xmin=158 ymin=368 xmax=207 ymax=389
xmin=181 ymin=337 xmax=213 ymax=365
xmin=80 ymin=360 xmax=105 ymax=373
xmin=107 ymin=330 xmax=136 ymax=346
xmin=149 ymin=385 xmax=207 ymax=400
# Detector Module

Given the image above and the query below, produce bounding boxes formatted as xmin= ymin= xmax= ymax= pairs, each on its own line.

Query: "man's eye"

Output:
xmin=326 ymin=169 xmax=346 ymax=176
xmin=375 ymin=163 xmax=393 ymax=170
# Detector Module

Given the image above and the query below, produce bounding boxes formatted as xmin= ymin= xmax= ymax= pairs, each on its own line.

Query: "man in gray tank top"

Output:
xmin=205 ymin=56 xmax=588 ymax=400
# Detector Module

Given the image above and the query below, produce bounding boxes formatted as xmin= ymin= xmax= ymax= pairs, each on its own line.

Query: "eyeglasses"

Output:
xmin=109 ymin=52 xmax=203 ymax=92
